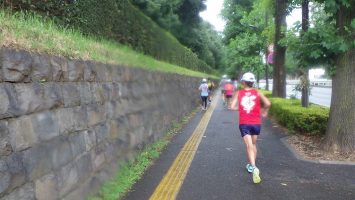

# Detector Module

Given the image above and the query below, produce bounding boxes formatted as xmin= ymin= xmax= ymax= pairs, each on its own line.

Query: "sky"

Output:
xmin=199 ymin=0 xmax=226 ymax=32
xmin=199 ymin=0 xmax=302 ymax=32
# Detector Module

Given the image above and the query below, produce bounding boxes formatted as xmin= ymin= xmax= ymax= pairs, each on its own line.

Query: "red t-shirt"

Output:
xmin=238 ymin=89 xmax=261 ymax=124
xmin=224 ymin=83 xmax=234 ymax=96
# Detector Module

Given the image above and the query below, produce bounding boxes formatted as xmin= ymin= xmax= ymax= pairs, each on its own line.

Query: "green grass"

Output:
xmin=88 ymin=109 xmax=197 ymax=200
xmin=0 ymin=10 xmax=217 ymax=78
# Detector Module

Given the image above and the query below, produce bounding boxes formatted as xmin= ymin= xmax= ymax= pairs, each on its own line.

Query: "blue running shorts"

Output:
xmin=239 ymin=124 xmax=261 ymax=137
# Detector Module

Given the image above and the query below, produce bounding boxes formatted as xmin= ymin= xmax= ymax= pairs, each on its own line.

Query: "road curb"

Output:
xmin=280 ymin=136 xmax=355 ymax=166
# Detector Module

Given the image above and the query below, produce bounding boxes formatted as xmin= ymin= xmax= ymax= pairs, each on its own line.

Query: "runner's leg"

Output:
xmin=243 ymin=135 xmax=256 ymax=166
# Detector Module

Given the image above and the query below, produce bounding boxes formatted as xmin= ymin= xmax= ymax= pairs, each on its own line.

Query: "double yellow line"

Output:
xmin=149 ymin=97 xmax=218 ymax=200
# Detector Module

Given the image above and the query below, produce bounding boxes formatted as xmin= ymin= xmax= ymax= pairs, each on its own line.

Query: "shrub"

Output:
xmin=267 ymin=97 xmax=329 ymax=136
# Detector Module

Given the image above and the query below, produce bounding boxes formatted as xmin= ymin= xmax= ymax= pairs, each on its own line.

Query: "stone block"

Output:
xmin=9 ymin=115 xmax=38 ymax=151
xmin=111 ymin=66 xmax=122 ymax=82
xmin=31 ymin=53 xmax=52 ymax=82
xmin=105 ymin=64 xmax=113 ymax=82
xmin=1 ymin=49 xmax=32 ymax=82
xmin=87 ymin=103 xmax=106 ymax=127
xmin=102 ymin=83 xmax=113 ymax=101
xmin=56 ymin=162 xmax=78 ymax=197
xmin=5 ymin=153 xmax=26 ymax=191
xmin=73 ymin=106 xmax=88 ymax=131
xmin=1 ymin=183 xmax=35 ymax=200
xmin=0 ymin=121 xmax=12 ymax=156
xmin=65 ymin=60 xmax=85 ymax=82
xmin=0 ymin=84 xmax=10 ymax=119
xmin=94 ymin=63 xmax=110 ymax=82
xmin=78 ymin=82 xmax=93 ymax=105
xmin=91 ymin=83 xmax=105 ymax=103
xmin=119 ymin=82 xmax=132 ymax=98
xmin=50 ymin=137 xmax=73 ymax=170
xmin=31 ymin=111 xmax=59 ymax=142
xmin=35 ymin=173 xmax=59 ymax=200
xmin=83 ymin=61 xmax=97 ymax=82
xmin=50 ymin=56 xmax=67 ymax=81
xmin=68 ymin=133 xmax=86 ymax=159
xmin=43 ymin=83 xmax=63 ymax=108
xmin=13 ymin=83 xmax=43 ymax=114
xmin=75 ymin=153 xmax=92 ymax=183
xmin=121 ymin=66 xmax=133 ymax=82
xmin=104 ymin=101 xmax=115 ymax=120
xmin=83 ymin=129 xmax=96 ymax=151
xmin=94 ymin=123 xmax=109 ymax=144
xmin=109 ymin=100 xmax=126 ymax=119
xmin=128 ymin=113 xmax=142 ymax=128
xmin=55 ymin=107 xmax=75 ymax=134
xmin=61 ymin=83 xmax=80 ymax=107
xmin=108 ymin=119 xmax=120 ymax=139
xmin=0 ymin=159 xmax=10 ymax=194
xmin=90 ymin=146 xmax=106 ymax=172
xmin=103 ymin=142 xmax=117 ymax=163
xmin=23 ymin=143 xmax=52 ymax=180
xmin=111 ymin=82 xmax=120 ymax=101
xmin=129 ymin=127 xmax=145 ymax=149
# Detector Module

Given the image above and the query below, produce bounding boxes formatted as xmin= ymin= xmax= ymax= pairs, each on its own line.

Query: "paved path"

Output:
xmin=123 ymin=95 xmax=355 ymax=200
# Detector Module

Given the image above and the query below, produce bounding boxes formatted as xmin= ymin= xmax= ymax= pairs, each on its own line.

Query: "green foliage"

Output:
xmin=130 ymin=0 xmax=226 ymax=71
xmin=285 ymin=1 xmax=355 ymax=75
xmin=1 ymin=0 xmax=217 ymax=75
xmin=222 ymin=0 xmax=271 ymax=78
xmin=268 ymin=97 xmax=329 ymax=135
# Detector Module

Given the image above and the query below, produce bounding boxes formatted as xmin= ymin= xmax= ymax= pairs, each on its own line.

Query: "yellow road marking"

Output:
xmin=149 ymin=96 xmax=218 ymax=200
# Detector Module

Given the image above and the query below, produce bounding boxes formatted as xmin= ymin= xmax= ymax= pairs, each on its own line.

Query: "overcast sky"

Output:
xmin=199 ymin=0 xmax=302 ymax=32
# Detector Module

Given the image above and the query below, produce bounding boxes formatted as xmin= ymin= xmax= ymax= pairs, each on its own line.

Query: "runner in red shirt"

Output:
xmin=230 ymin=72 xmax=271 ymax=184
xmin=223 ymin=80 xmax=234 ymax=109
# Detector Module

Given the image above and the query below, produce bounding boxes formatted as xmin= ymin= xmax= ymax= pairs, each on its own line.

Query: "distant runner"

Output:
xmin=207 ymin=78 xmax=215 ymax=103
xmin=219 ymin=75 xmax=228 ymax=105
xmin=230 ymin=72 xmax=271 ymax=184
xmin=199 ymin=78 xmax=209 ymax=111
xmin=223 ymin=80 xmax=234 ymax=109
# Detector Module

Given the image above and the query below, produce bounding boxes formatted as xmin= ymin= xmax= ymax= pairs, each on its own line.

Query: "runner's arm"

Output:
xmin=258 ymin=91 xmax=271 ymax=117
xmin=230 ymin=91 xmax=239 ymax=111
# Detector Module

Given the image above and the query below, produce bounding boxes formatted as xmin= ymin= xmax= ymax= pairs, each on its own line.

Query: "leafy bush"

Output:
xmin=1 ymin=0 xmax=218 ymax=75
xmin=267 ymin=97 xmax=329 ymax=136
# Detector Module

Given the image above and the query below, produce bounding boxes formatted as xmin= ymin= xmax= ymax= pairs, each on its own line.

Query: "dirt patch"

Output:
xmin=287 ymin=135 xmax=355 ymax=163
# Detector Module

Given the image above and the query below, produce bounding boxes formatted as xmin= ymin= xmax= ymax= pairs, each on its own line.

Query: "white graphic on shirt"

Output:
xmin=241 ymin=92 xmax=256 ymax=113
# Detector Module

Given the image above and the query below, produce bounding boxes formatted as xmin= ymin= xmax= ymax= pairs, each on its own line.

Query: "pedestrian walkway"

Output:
xmin=123 ymin=94 xmax=355 ymax=200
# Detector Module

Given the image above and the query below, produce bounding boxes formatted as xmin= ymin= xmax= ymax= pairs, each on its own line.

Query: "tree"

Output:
xmin=222 ymin=0 xmax=271 ymax=78
xmin=324 ymin=0 xmax=355 ymax=153
xmin=300 ymin=0 xmax=310 ymax=107
xmin=273 ymin=0 xmax=288 ymax=97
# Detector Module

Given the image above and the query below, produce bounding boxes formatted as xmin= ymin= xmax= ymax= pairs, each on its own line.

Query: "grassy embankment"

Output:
xmin=0 ymin=10 xmax=217 ymax=78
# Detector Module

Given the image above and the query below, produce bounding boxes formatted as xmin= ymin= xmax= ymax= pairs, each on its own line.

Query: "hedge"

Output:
xmin=262 ymin=91 xmax=329 ymax=136
xmin=1 ymin=0 xmax=218 ymax=75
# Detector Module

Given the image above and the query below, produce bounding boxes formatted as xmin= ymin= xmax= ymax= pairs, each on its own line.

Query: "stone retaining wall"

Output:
xmin=0 ymin=48 xmax=201 ymax=200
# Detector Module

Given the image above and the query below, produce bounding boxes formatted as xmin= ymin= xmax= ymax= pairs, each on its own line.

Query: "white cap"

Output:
xmin=241 ymin=72 xmax=256 ymax=82
xmin=202 ymin=78 xmax=207 ymax=82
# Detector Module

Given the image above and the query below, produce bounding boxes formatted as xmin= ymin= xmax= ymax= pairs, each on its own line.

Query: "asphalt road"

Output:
xmin=124 ymin=95 xmax=354 ymax=200
xmin=264 ymin=83 xmax=331 ymax=107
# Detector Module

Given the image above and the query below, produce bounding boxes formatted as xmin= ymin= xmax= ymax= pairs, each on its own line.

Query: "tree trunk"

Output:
xmin=301 ymin=0 xmax=309 ymax=107
xmin=273 ymin=0 xmax=287 ymax=98
xmin=265 ymin=12 xmax=270 ymax=91
xmin=325 ymin=3 xmax=355 ymax=153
